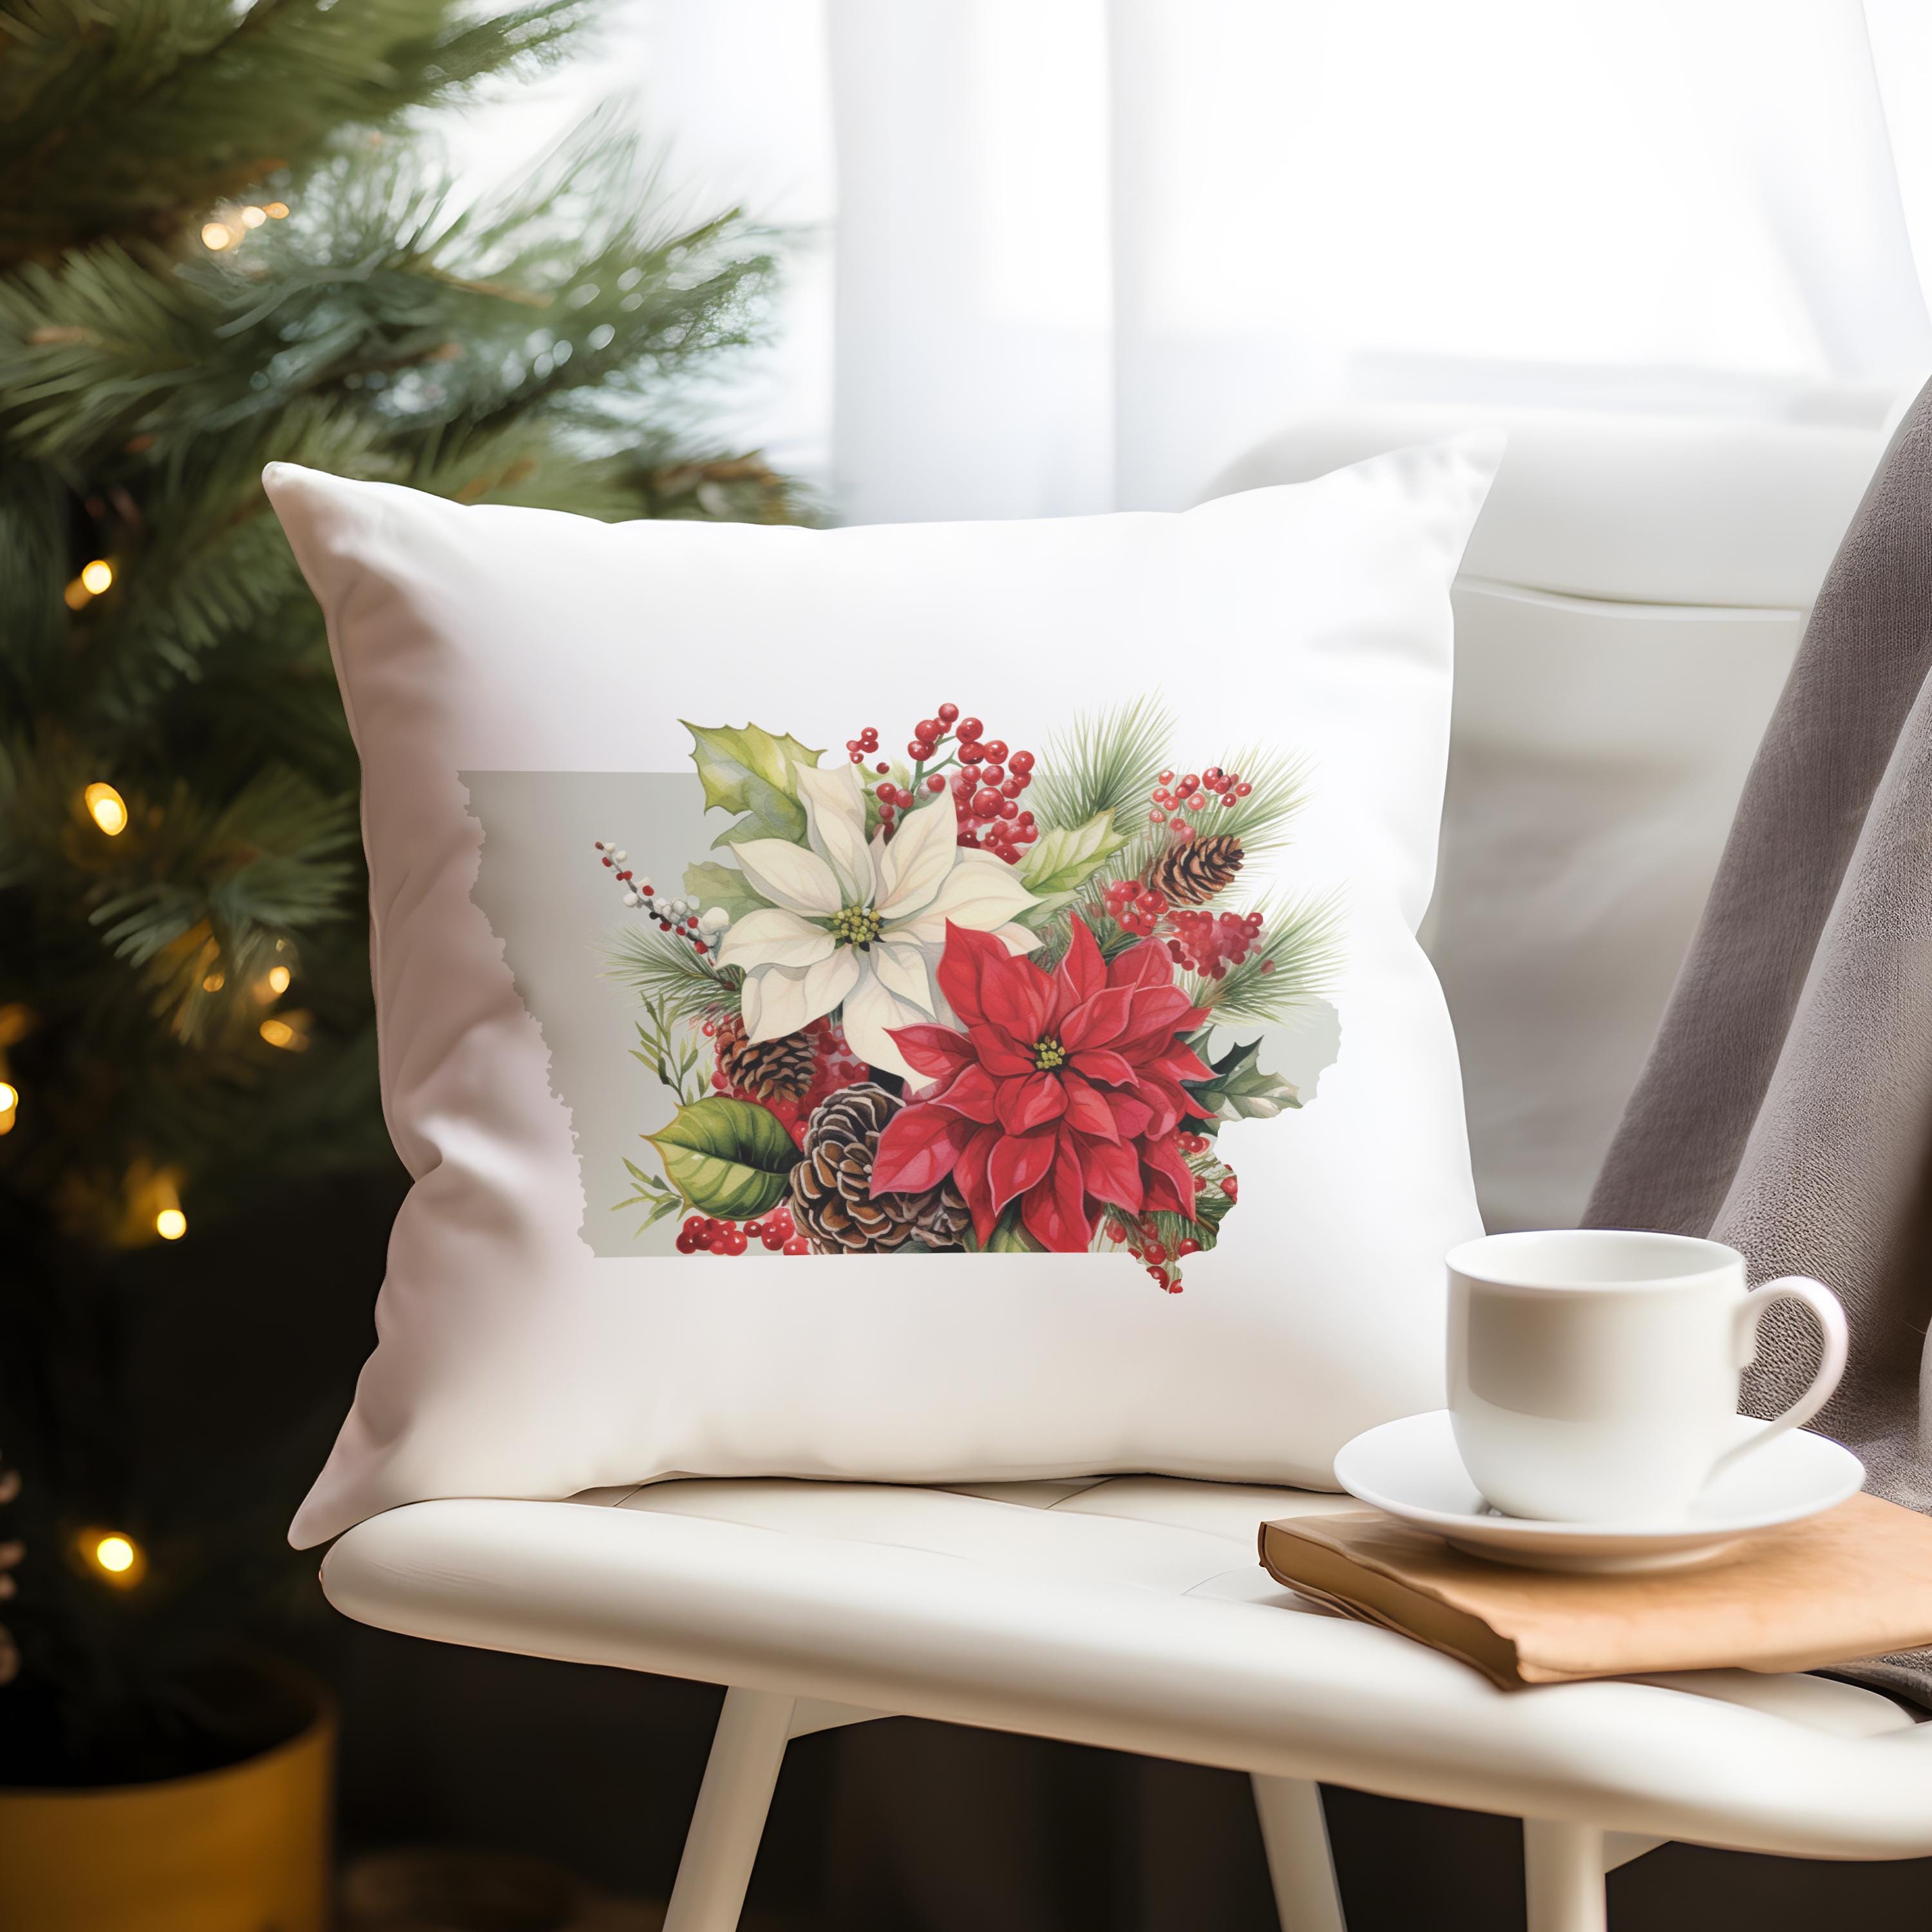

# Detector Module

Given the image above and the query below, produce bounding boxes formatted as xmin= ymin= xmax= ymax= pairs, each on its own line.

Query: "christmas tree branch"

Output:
xmin=0 ymin=0 xmax=581 ymax=263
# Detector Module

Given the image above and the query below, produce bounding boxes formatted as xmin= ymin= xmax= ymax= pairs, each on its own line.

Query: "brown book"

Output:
xmin=1257 ymin=1493 xmax=1932 ymax=1689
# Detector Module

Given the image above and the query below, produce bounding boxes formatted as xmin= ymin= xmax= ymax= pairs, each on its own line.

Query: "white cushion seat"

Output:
xmin=321 ymin=1477 xmax=1932 ymax=1864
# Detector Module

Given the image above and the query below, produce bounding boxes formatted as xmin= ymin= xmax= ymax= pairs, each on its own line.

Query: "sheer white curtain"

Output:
xmin=458 ymin=1 xmax=1932 ymax=522
xmin=829 ymin=0 xmax=1932 ymax=520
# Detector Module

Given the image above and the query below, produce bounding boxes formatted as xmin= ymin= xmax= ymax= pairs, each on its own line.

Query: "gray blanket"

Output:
xmin=1587 ymin=377 xmax=1932 ymax=1705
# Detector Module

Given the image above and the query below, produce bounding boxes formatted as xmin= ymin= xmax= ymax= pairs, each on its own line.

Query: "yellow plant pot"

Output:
xmin=0 ymin=1672 xmax=334 ymax=1932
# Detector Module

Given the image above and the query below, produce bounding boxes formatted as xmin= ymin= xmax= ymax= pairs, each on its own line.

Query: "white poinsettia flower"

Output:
xmin=717 ymin=761 xmax=1039 ymax=1079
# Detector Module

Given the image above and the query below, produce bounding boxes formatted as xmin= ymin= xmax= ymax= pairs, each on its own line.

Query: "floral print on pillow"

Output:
xmin=592 ymin=696 xmax=1338 ymax=1289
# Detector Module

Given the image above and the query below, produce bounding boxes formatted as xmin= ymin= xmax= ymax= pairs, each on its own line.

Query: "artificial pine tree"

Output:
xmin=0 ymin=0 xmax=799 ymax=1781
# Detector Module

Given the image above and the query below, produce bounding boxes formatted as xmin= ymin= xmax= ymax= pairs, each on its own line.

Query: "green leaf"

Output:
xmin=1188 ymin=1035 xmax=1301 ymax=1121
xmin=615 ymin=1159 xmax=686 ymax=1235
xmin=647 ymin=1095 xmax=802 ymax=1217
xmin=683 ymin=860 xmax=772 ymax=923
xmin=983 ymin=1206 xmax=1045 ymax=1253
xmin=1216 ymin=1065 xmax=1300 ymax=1119
xmin=1019 ymin=810 xmax=1130 ymax=901
xmin=1204 ymin=1034 xmax=1255 ymax=1077
xmin=683 ymin=721 xmax=824 ymax=849
xmin=710 ymin=804 xmax=799 ymax=851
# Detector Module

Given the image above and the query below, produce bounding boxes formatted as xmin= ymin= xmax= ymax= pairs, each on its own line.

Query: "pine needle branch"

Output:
xmin=86 ymin=766 xmax=359 ymax=1037
xmin=0 ymin=0 xmax=582 ymax=264
xmin=606 ymin=924 xmax=741 ymax=1025
xmin=0 ymin=0 xmax=806 ymax=1759
xmin=1032 ymin=694 xmax=1174 ymax=835
xmin=0 ymin=133 xmax=778 ymax=471
xmin=1213 ymin=742 xmax=1311 ymax=858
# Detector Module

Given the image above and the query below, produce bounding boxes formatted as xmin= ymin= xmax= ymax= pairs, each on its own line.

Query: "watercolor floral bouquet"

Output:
xmin=594 ymin=697 xmax=1337 ymax=1289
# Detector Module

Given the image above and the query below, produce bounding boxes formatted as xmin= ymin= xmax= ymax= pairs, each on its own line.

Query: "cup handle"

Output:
xmin=1703 ymin=1275 xmax=1850 ymax=1488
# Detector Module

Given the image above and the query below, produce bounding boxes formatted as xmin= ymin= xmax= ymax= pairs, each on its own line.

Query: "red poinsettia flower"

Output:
xmin=871 ymin=916 xmax=1213 ymax=1251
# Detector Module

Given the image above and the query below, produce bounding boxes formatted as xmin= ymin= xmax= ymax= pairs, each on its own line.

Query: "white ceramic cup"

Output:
xmin=1444 ymin=1229 xmax=1849 ymax=1523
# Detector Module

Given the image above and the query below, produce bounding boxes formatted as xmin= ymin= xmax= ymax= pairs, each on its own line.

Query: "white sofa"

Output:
xmin=319 ymin=412 xmax=1920 ymax=1932
xmin=1212 ymin=408 xmax=1886 ymax=1230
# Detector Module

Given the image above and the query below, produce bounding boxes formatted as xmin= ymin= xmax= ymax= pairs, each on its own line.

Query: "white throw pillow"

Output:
xmin=269 ymin=437 xmax=1499 ymax=1546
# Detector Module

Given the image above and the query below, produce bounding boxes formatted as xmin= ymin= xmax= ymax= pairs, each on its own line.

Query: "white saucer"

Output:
xmin=1332 ymin=1410 xmax=1864 ymax=1573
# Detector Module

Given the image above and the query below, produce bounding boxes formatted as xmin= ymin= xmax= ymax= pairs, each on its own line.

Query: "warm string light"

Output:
xmin=120 ymin=1160 xmax=188 ymax=1248
xmin=64 ymin=558 xmax=113 ymax=609
xmin=0 ymin=1011 xmax=25 ymax=1137
xmin=200 ymin=201 xmax=289 ymax=252
xmin=151 ymin=1172 xmax=186 ymax=1242
xmin=81 ymin=1530 xmax=146 ymax=1589
xmin=83 ymin=782 xmax=128 ymax=836
xmin=254 ymin=945 xmax=304 ymax=1041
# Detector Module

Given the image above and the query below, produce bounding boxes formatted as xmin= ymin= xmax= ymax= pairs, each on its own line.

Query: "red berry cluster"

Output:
xmin=1102 ymin=876 xmax=1168 ymax=937
xmin=1103 ymin=878 xmax=1274 ymax=980
xmin=593 ymin=841 xmax=715 ymax=956
xmin=704 ymin=1014 xmax=868 ymax=1146
xmin=1147 ymin=764 xmax=1250 ymax=842
xmin=869 ymin=774 xmax=920 ymax=837
xmin=1101 ymin=1209 xmax=1204 ymax=1293
xmin=677 ymin=1204 xmax=810 ymax=1257
xmin=1167 ymin=908 xmax=1264 ymax=980
xmin=939 ymin=712 xmax=1037 ymax=861
xmin=846 ymin=703 xmax=1040 ymax=862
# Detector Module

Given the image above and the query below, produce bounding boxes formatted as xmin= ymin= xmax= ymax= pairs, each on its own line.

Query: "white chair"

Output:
xmin=320 ymin=412 xmax=1922 ymax=1932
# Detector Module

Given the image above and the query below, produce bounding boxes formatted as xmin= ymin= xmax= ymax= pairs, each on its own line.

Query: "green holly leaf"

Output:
xmin=1189 ymin=1035 xmax=1301 ymax=1121
xmin=684 ymin=720 xmax=824 ymax=815
xmin=647 ymin=1096 xmax=802 ymax=1218
xmin=1206 ymin=1034 xmax=1259 ymax=1078
xmin=683 ymin=721 xmax=824 ymax=849
xmin=682 ymin=860 xmax=772 ymax=923
xmin=1019 ymin=810 xmax=1130 ymax=909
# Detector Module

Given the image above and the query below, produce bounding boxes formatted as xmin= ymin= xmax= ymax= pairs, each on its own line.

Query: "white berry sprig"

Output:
xmin=592 ymin=840 xmax=731 ymax=957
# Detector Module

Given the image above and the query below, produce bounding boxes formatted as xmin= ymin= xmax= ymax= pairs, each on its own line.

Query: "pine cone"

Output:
xmin=714 ymin=1014 xmax=817 ymax=1101
xmin=1146 ymin=832 xmax=1244 ymax=907
xmin=791 ymin=1083 xmax=969 ymax=1254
